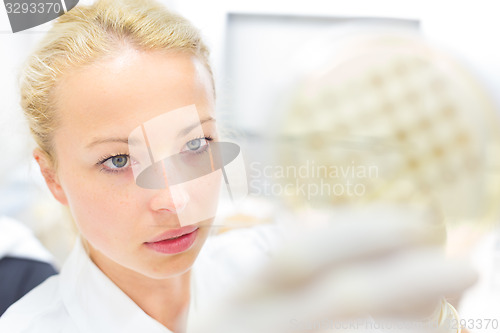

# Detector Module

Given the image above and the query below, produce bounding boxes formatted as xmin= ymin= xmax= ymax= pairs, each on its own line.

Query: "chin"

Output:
xmin=145 ymin=255 xmax=198 ymax=279
xmin=145 ymin=236 xmax=208 ymax=279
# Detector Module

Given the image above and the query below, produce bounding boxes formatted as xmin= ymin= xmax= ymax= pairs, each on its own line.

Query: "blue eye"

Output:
xmin=183 ymin=138 xmax=209 ymax=152
xmin=112 ymin=155 xmax=128 ymax=167
xmin=102 ymin=155 xmax=130 ymax=169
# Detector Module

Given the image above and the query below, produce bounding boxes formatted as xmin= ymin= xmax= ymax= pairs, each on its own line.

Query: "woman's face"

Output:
xmin=40 ymin=49 xmax=219 ymax=279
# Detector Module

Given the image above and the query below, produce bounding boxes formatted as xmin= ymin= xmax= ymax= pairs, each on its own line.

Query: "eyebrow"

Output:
xmin=86 ymin=117 xmax=215 ymax=148
xmin=86 ymin=137 xmax=129 ymax=148
xmin=177 ymin=117 xmax=215 ymax=138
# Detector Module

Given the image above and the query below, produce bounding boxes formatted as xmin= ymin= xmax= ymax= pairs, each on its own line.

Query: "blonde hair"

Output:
xmin=20 ymin=0 xmax=213 ymax=164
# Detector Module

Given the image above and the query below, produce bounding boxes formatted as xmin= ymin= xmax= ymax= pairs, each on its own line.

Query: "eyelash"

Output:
xmin=97 ymin=153 xmax=129 ymax=174
xmin=194 ymin=135 xmax=213 ymax=143
xmin=96 ymin=135 xmax=214 ymax=174
xmin=183 ymin=135 xmax=213 ymax=154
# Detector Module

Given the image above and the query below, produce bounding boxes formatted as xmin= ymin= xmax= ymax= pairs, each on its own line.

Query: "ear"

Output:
xmin=33 ymin=148 xmax=68 ymax=206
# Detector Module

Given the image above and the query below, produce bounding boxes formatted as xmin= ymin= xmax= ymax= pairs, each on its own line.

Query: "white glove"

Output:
xmin=189 ymin=206 xmax=477 ymax=333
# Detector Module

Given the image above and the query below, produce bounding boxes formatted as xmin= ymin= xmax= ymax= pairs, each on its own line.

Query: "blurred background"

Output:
xmin=2 ymin=0 xmax=500 ymax=328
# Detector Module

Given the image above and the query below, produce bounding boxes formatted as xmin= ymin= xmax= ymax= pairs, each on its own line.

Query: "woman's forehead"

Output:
xmin=53 ymin=49 xmax=215 ymax=141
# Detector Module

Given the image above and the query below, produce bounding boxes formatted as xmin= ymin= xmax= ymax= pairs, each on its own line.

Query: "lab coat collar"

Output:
xmin=59 ymin=238 xmax=175 ymax=333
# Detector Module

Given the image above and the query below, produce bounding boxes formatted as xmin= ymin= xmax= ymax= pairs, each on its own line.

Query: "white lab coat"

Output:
xmin=0 ymin=225 xmax=281 ymax=332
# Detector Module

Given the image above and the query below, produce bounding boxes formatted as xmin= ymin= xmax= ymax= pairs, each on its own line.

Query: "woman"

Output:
xmin=0 ymin=0 xmax=222 ymax=331
xmin=0 ymin=0 xmax=477 ymax=332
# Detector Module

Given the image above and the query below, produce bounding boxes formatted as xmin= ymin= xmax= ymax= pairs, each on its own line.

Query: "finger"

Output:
xmin=287 ymin=248 xmax=478 ymax=320
xmin=266 ymin=206 xmax=445 ymax=285
xmin=225 ymin=249 xmax=476 ymax=332
xmin=191 ymin=249 xmax=476 ymax=333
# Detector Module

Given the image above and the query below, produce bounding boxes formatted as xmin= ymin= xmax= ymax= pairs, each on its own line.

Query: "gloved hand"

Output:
xmin=189 ymin=205 xmax=477 ymax=333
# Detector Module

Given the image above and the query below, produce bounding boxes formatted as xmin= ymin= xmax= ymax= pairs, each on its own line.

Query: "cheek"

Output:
xmin=59 ymin=167 xmax=143 ymax=244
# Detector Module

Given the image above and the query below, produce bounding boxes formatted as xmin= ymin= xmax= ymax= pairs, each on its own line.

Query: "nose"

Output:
xmin=148 ymin=165 xmax=190 ymax=213
xmin=149 ymin=186 xmax=190 ymax=212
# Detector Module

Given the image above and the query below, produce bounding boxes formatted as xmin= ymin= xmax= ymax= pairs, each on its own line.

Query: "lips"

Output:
xmin=144 ymin=226 xmax=199 ymax=254
xmin=147 ymin=225 xmax=199 ymax=243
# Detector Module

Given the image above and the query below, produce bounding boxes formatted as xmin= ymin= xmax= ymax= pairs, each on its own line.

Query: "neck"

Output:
xmin=116 ymin=269 xmax=192 ymax=332
xmin=89 ymin=247 xmax=192 ymax=332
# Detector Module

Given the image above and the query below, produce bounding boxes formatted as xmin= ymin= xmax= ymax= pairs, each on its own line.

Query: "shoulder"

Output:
xmin=0 ymin=275 xmax=72 ymax=333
